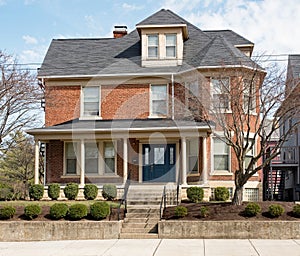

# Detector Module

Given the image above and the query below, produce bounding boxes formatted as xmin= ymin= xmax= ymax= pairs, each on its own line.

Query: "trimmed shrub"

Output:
xmin=50 ymin=203 xmax=69 ymax=220
xmin=244 ymin=202 xmax=261 ymax=217
xmin=102 ymin=184 xmax=117 ymax=201
xmin=84 ymin=184 xmax=98 ymax=200
xmin=68 ymin=204 xmax=88 ymax=220
xmin=186 ymin=187 xmax=204 ymax=203
xmin=0 ymin=184 xmax=14 ymax=201
xmin=63 ymin=183 xmax=79 ymax=200
xmin=214 ymin=187 xmax=229 ymax=201
xmin=199 ymin=206 xmax=209 ymax=218
xmin=90 ymin=202 xmax=110 ymax=220
xmin=0 ymin=206 xmax=16 ymax=219
xmin=29 ymin=184 xmax=44 ymax=201
xmin=174 ymin=206 xmax=188 ymax=218
xmin=268 ymin=204 xmax=285 ymax=217
xmin=48 ymin=183 xmax=60 ymax=200
xmin=24 ymin=204 xmax=42 ymax=220
xmin=292 ymin=204 xmax=300 ymax=218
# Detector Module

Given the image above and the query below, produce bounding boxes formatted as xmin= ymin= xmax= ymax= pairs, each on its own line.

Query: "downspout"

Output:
xmin=171 ymin=74 xmax=175 ymax=120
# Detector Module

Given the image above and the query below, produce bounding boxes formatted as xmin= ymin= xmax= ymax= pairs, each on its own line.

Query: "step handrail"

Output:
xmin=117 ymin=170 xmax=131 ymax=221
xmin=159 ymin=185 xmax=166 ymax=220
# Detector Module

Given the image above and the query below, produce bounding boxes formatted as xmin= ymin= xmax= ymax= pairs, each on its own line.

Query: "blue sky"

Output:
xmin=0 ymin=0 xmax=299 ymax=68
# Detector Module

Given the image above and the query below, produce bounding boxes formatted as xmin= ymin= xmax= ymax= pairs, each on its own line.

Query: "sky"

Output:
xmin=0 ymin=0 xmax=299 ymax=70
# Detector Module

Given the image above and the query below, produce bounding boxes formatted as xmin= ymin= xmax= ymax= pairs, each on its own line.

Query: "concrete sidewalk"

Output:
xmin=1 ymin=239 xmax=300 ymax=256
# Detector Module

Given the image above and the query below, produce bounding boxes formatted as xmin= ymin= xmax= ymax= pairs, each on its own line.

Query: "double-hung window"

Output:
xmin=104 ymin=142 xmax=115 ymax=174
xmin=150 ymin=85 xmax=168 ymax=117
xmin=165 ymin=34 xmax=176 ymax=58
xmin=245 ymin=139 xmax=255 ymax=171
xmin=85 ymin=143 xmax=99 ymax=174
xmin=65 ymin=142 xmax=77 ymax=174
xmin=213 ymin=138 xmax=229 ymax=171
xmin=211 ymin=77 xmax=230 ymax=110
xmin=83 ymin=87 xmax=100 ymax=116
xmin=243 ymin=79 xmax=256 ymax=112
xmin=147 ymin=35 xmax=158 ymax=58
xmin=187 ymin=139 xmax=199 ymax=174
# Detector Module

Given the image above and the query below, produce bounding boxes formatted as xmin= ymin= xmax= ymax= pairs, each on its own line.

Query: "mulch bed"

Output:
xmin=163 ymin=201 xmax=300 ymax=221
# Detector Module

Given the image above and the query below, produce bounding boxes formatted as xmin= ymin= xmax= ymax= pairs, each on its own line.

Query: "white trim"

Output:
xmin=181 ymin=137 xmax=187 ymax=185
xmin=64 ymin=141 xmax=79 ymax=176
xmin=34 ymin=140 xmax=39 ymax=184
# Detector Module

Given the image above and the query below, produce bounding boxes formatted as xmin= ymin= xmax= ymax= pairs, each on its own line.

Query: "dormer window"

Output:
xmin=166 ymin=34 xmax=176 ymax=58
xmin=147 ymin=34 xmax=159 ymax=58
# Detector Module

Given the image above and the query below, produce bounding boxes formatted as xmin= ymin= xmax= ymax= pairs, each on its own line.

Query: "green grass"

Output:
xmin=0 ymin=200 xmax=121 ymax=208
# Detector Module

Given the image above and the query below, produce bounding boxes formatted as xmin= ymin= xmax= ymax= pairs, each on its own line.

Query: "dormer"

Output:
xmin=136 ymin=9 xmax=189 ymax=67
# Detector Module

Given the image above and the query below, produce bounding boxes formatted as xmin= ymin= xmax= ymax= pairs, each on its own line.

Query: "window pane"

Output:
xmin=67 ymin=159 xmax=76 ymax=174
xmin=85 ymin=143 xmax=98 ymax=174
xmin=152 ymin=85 xmax=167 ymax=100
xmin=214 ymin=138 xmax=228 ymax=154
xmin=154 ymin=147 xmax=165 ymax=165
xmin=214 ymin=155 xmax=229 ymax=170
xmin=189 ymin=139 xmax=198 ymax=154
xmin=189 ymin=156 xmax=198 ymax=173
xmin=83 ymin=87 xmax=99 ymax=116
xmin=66 ymin=143 xmax=77 ymax=174
xmin=104 ymin=142 xmax=115 ymax=158
xmin=105 ymin=158 xmax=115 ymax=174
xmin=148 ymin=35 xmax=158 ymax=46
xmin=151 ymin=85 xmax=167 ymax=116
xmin=166 ymin=34 xmax=176 ymax=45
xmin=104 ymin=142 xmax=115 ymax=174
xmin=169 ymin=147 xmax=174 ymax=165
xmin=152 ymin=100 xmax=167 ymax=115
xmin=166 ymin=46 xmax=176 ymax=57
xmin=144 ymin=147 xmax=150 ymax=165
xmin=148 ymin=47 xmax=158 ymax=58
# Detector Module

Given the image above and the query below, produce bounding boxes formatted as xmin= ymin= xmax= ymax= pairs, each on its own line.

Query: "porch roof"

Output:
xmin=27 ymin=118 xmax=213 ymax=139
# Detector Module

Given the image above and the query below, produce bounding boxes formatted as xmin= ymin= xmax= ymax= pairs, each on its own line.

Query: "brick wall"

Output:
xmin=46 ymin=140 xmax=65 ymax=183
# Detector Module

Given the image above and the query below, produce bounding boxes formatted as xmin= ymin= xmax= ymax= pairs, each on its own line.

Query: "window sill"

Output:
xmin=79 ymin=116 xmax=102 ymax=120
xmin=61 ymin=175 xmax=79 ymax=178
xmin=211 ymin=171 xmax=233 ymax=176
xmin=148 ymin=115 xmax=167 ymax=119
xmin=187 ymin=173 xmax=200 ymax=176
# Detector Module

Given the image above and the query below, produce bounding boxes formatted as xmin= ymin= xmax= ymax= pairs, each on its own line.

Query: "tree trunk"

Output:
xmin=232 ymin=185 xmax=243 ymax=205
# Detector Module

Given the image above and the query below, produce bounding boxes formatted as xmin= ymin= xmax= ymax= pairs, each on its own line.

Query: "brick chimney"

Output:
xmin=113 ymin=26 xmax=127 ymax=38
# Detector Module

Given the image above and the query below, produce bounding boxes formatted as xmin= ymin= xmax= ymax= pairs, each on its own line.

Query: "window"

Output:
xmin=187 ymin=139 xmax=199 ymax=174
xmin=245 ymin=138 xmax=255 ymax=171
xmin=243 ymin=79 xmax=256 ymax=112
xmin=104 ymin=142 xmax=115 ymax=174
xmin=147 ymin=35 xmax=158 ymax=58
xmin=150 ymin=85 xmax=168 ymax=116
xmin=244 ymin=188 xmax=259 ymax=201
xmin=166 ymin=34 xmax=176 ymax=58
xmin=211 ymin=77 xmax=230 ymax=110
xmin=213 ymin=138 xmax=229 ymax=171
xmin=65 ymin=142 xmax=77 ymax=174
xmin=85 ymin=143 xmax=99 ymax=174
xmin=83 ymin=87 xmax=99 ymax=116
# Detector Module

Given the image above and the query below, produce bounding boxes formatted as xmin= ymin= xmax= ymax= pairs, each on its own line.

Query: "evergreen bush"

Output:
xmin=214 ymin=187 xmax=229 ymax=201
xmin=90 ymin=202 xmax=110 ymax=220
xmin=48 ymin=183 xmax=60 ymax=200
xmin=24 ymin=204 xmax=42 ymax=219
xmin=50 ymin=203 xmax=69 ymax=220
xmin=244 ymin=202 xmax=261 ymax=217
xmin=268 ymin=204 xmax=285 ymax=217
xmin=186 ymin=187 xmax=204 ymax=203
xmin=68 ymin=204 xmax=88 ymax=220
xmin=0 ymin=206 xmax=16 ymax=219
xmin=84 ymin=184 xmax=98 ymax=200
xmin=29 ymin=184 xmax=44 ymax=201
xmin=102 ymin=184 xmax=117 ymax=201
xmin=63 ymin=183 xmax=79 ymax=200
xmin=292 ymin=204 xmax=300 ymax=218
xmin=199 ymin=206 xmax=209 ymax=218
xmin=174 ymin=206 xmax=188 ymax=218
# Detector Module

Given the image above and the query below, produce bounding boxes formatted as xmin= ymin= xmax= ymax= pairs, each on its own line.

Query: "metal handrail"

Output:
xmin=117 ymin=170 xmax=131 ymax=221
xmin=159 ymin=185 xmax=166 ymax=220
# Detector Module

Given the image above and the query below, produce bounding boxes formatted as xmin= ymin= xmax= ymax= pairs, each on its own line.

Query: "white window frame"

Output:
xmin=211 ymin=77 xmax=231 ymax=111
xmin=84 ymin=142 xmax=100 ymax=175
xmin=64 ymin=142 xmax=79 ymax=175
xmin=187 ymin=138 xmax=199 ymax=175
xmin=165 ymin=34 xmax=177 ymax=58
xmin=99 ymin=140 xmax=117 ymax=176
xmin=80 ymin=86 xmax=101 ymax=119
xmin=211 ymin=136 xmax=231 ymax=174
xmin=147 ymin=34 xmax=159 ymax=59
xmin=149 ymin=84 xmax=168 ymax=118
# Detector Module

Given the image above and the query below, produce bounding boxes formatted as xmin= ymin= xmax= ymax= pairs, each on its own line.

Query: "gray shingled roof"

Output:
xmin=38 ymin=9 xmax=260 ymax=78
xmin=288 ymin=55 xmax=300 ymax=80
xmin=203 ymin=30 xmax=254 ymax=46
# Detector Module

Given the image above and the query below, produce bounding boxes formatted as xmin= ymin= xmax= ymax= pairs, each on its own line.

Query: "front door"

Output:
xmin=142 ymin=144 xmax=176 ymax=182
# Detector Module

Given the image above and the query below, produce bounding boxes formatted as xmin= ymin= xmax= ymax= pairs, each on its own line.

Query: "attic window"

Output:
xmin=147 ymin=35 xmax=158 ymax=58
xmin=166 ymin=34 xmax=176 ymax=58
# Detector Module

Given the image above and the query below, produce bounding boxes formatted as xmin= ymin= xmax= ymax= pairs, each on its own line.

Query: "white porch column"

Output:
xmin=181 ymin=137 xmax=187 ymax=185
xmin=80 ymin=140 xmax=85 ymax=187
xmin=34 ymin=140 xmax=39 ymax=184
xmin=202 ymin=137 xmax=208 ymax=184
xmin=123 ymin=138 xmax=128 ymax=183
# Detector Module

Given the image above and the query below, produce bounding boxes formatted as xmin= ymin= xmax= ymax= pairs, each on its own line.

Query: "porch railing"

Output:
xmin=159 ymin=185 xmax=167 ymax=220
xmin=117 ymin=170 xmax=131 ymax=221
xmin=268 ymin=146 xmax=299 ymax=165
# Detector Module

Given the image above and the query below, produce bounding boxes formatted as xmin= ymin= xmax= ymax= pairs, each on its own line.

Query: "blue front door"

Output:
xmin=142 ymin=144 xmax=176 ymax=182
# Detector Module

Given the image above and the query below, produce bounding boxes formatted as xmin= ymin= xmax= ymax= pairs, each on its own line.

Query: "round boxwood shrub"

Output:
xmin=50 ymin=203 xmax=69 ymax=220
xmin=102 ymin=184 xmax=117 ymax=201
xmin=63 ymin=183 xmax=79 ymax=200
xmin=268 ymin=204 xmax=285 ymax=217
xmin=244 ymin=202 xmax=261 ymax=217
xmin=68 ymin=204 xmax=88 ymax=220
xmin=48 ymin=183 xmax=60 ymax=200
xmin=199 ymin=206 xmax=209 ymax=218
xmin=84 ymin=184 xmax=98 ymax=200
xmin=29 ymin=184 xmax=44 ymax=201
xmin=214 ymin=187 xmax=229 ymax=201
xmin=292 ymin=204 xmax=300 ymax=218
xmin=90 ymin=202 xmax=110 ymax=220
xmin=0 ymin=206 xmax=16 ymax=219
xmin=186 ymin=187 xmax=204 ymax=203
xmin=24 ymin=204 xmax=42 ymax=220
xmin=174 ymin=206 xmax=188 ymax=218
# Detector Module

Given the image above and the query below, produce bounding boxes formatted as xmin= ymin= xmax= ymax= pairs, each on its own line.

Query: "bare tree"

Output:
xmin=199 ymin=61 xmax=300 ymax=205
xmin=0 ymin=50 xmax=42 ymax=152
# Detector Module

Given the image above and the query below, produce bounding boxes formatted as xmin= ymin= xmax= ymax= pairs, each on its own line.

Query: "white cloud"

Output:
xmin=161 ymin=0 xmax=202 ymax=13
xmin=84 ymin=15 xmax=103 ymax=36
xmin=20 ymin=44 xmax=48 ymax=65
xmin=122 ymin=3 xmax=144 ymax=11
xmin=22 ymin=35 xmax=38 ymax=45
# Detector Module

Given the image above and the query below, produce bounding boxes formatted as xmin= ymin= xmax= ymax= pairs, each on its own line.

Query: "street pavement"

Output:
xmin=0 ymin=239 xmax=300 ymax=256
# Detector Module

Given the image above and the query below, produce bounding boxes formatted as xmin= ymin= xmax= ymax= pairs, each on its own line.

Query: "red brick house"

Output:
xmin=28 ymin=9 xmax=264 ymax=201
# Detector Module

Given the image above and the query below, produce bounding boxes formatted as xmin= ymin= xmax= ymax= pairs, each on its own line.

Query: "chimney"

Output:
xmin=113 ymin=26 xmax=127 ymax=38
